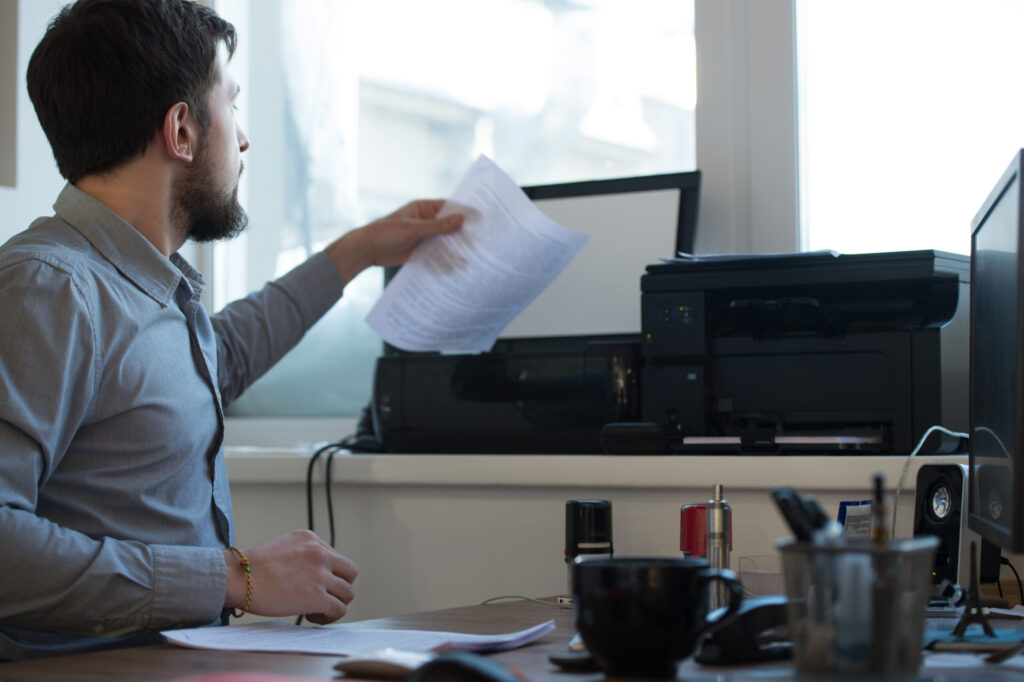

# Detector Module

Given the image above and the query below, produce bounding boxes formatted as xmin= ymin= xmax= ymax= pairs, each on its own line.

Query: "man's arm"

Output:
xmin=323 ymin=199 xmax=463 ymax=281
xmin=0 ymin=490 xmax=226 ymax=636
xmin=212 ymin=200 xmax=462 ymax=404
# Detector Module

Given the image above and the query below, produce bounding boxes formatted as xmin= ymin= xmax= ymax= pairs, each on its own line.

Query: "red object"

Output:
xmin=680 ymin=502 xmax=733 ymax=556
xmin=680 ymin=503 xmax=707 ymax=556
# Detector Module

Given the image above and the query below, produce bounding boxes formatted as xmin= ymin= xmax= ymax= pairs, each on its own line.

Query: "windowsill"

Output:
xmin=223 ymin=446 xmax=967 ymax=489
xmin=223 ymin=416 xmax=359 ymax=449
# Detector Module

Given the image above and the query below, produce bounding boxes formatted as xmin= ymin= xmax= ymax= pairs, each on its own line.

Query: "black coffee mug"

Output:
xmin=572 ymin=556 xmax=743 ymax=678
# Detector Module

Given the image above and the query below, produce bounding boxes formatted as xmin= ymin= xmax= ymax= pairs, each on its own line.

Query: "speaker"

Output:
xmin=913 ymin=463 xmax=999 ymax=585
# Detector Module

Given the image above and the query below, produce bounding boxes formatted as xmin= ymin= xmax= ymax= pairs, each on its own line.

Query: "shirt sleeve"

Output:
xmin=212 ymin=250 xmax=346 ymax=406
xmin=0 ymin=257 xmax=226 ymax=636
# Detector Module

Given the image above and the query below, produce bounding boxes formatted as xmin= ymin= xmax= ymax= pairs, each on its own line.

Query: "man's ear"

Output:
xmin=162 ymin=101 xmax=198 ymax=163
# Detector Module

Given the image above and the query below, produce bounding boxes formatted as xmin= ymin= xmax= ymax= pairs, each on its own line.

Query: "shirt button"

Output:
xmin=92 ymin=623 xmax=105 ymax=634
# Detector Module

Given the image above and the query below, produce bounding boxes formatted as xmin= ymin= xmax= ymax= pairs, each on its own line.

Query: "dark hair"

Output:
xmin=27 ymin=0 xmax=237 ymax=183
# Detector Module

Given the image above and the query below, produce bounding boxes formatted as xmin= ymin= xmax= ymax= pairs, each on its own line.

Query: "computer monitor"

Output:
xmin=383 ymin=170 xmax=701 ymax=343
xmin=504 ymin=171 xmax=701 ymax=338
xmin=968 ymin=148 xmax=1024 ymax=553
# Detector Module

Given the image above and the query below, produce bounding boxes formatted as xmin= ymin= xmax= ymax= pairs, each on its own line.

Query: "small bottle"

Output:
xmin=706 ymin=484 xmax=732 ymax=610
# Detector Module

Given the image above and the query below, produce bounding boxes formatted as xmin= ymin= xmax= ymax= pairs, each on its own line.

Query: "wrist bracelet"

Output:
xmin=227 ymin=546 xmax=253 ymax=618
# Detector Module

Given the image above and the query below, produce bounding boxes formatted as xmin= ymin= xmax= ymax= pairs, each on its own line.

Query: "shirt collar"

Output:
xmin=52 ymin=183 xmax=205 ymax=306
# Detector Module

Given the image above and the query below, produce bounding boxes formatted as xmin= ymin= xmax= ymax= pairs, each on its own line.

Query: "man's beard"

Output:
xmin=175 ymin=142 xmax=248 ymax=243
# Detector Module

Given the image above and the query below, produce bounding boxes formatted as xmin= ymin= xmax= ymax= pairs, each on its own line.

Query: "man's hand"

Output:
xmin=325 ymin=199 xmax=464 ymax=285
xmin=224 ymin=530 xmax=358 ymax=624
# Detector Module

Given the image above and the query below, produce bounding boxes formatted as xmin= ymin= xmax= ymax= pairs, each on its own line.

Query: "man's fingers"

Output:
xmin=304 ymin=611 xmax=340 ymax=625
xmin=330 ymin=553 xmax=358 ymax=583
xmin=326 ymin=575 xmax=355 ymax=606
xmin=407 ymin=213 xmax=462 ymax=236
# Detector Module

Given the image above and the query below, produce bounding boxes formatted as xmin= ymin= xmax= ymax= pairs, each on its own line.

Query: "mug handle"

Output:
xmin=697 ymin=567 xmax=744 ymax=629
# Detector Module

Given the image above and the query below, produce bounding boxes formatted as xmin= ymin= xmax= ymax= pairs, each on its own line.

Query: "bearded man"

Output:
xmin=0 ymin=0 xmax=462 ymax=660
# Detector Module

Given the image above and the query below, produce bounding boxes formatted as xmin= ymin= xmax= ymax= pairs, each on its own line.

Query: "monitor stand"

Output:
xmin=952 ymin=541 xmax=996 ymax=638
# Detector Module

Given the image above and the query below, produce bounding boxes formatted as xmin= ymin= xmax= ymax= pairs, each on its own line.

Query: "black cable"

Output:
xmin=298 ymin=440 xmax=344 ymax=626
xmin=305 ymin=441 xmax=344 ymax=534
xmin=325 ymin=448 xmax=338 ymax=548
xmin=295 ymin=427 xmax=383 ymax=626
xmin=1002 ymin=557 xmax=1024 ymax=605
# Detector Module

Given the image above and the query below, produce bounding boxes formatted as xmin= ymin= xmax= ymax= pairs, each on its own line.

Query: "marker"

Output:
xmin=870 ymin=473 xmax=889 ymax=544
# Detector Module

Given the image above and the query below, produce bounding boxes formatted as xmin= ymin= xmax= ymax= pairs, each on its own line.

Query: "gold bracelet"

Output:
xmin=227 ymin=546 xmax=253 ymax=618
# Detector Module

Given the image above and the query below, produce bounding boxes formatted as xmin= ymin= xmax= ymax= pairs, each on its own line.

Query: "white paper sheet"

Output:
xmin=162 ymin=619 xmax=556 ymax=657
xmin=365 ymin=155 xmax=588 ymax=352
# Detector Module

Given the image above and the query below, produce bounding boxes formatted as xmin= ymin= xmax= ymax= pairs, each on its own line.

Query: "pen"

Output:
xmin=771 ymin=487 xmax=815 ymax=542
xmin=870 ymin=473 xmax=889 ymax=544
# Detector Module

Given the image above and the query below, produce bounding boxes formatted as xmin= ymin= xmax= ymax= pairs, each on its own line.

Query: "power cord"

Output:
xmin=305 ymin=440 xmax=346 ymax=545
xmin=890 ymin=425 xmax=969 ymax=538
xmin=296 ymin=440 xmax=345 ymax=626
xmin=296 ymin=413 xmax=386 ymax=625
xmin=1002 ymin=556 xmax=1024 ymax=605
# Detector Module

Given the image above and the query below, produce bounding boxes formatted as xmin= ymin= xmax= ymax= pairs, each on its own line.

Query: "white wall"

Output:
xmin=226 ymin=451 xmax=964 ymax=623
xmin=0 ymin=1 xmax=68 ymax=245
xmin=0 ymin=0 xmax=18 ymax=187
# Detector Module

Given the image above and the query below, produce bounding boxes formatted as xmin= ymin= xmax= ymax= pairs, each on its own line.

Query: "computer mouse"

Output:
xmin=405 ymin=651 xmax=527 ymax=682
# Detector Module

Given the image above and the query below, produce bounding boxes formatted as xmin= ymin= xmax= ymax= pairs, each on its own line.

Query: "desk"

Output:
xmin=0 ymin=600 xmax=588 ymax=682
xmin=3 ymin=600 xmax=1021 ymax=681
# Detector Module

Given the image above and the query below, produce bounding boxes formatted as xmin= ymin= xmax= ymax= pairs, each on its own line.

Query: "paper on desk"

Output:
xmin=365 ymin=155 xmax=588 ymax=352
xmin=162 ymin=619 xmax=555 ymax=656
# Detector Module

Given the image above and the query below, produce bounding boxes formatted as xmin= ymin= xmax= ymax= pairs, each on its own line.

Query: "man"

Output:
xmin=0 ymin=0 xmax=462 ymax=660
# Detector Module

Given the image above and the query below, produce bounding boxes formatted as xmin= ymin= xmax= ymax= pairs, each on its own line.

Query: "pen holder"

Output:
xmin=778 ymin=536 xmax=938 ymax=677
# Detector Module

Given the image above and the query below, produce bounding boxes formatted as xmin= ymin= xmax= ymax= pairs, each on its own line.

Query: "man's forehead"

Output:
xmin=212 ymin=44 xmax=238 ymax=95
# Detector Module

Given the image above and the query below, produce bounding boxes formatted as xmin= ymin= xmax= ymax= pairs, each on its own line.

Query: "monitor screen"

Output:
xmin=382 ymin=171 xmax=700 ymax=353
xmin=969 ymin=149 xmax=1024 ymax=553
xmin=503 ymin=171 xmax=700 ymax=338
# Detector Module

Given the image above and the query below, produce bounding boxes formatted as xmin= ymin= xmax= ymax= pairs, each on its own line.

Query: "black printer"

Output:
xmin=372 ymin=335 xmax=641 ymax=454
xmin=631 ymin=249 xmax=969 ymax=454
xmin=371 ymin=249 xmax=968 ymax=455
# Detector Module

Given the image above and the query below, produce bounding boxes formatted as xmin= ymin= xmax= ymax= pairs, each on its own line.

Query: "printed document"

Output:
xmin=162 ymin=619 xmax=556 ymax=656
xmin=365 ymin=155 xmax=588 ymax=352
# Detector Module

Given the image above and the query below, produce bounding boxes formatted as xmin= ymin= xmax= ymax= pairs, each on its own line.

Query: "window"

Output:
xmin=213 ymin=0 xmax=696 ymax=419
xmin=798 ymin=0 xmax=1024 ymax=255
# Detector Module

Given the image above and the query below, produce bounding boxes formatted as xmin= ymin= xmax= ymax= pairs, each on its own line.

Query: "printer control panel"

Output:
xmin=642 ymin=291 xmax=705 ymax=357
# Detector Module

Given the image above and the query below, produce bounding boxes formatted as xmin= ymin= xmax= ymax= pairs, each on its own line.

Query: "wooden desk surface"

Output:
xmin=0 ymin=600 xmax=593 ymax=682
xmin=9 ymin=602 xmax=996 ymax=681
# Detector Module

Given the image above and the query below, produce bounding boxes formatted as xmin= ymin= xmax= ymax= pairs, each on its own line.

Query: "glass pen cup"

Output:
xmin=778 ymin=535 xmax=939 ymax=676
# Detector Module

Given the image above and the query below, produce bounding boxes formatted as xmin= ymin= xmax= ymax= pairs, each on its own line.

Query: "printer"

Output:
xmin=371 ymin=248 xmax=968 ymax=455
xmin=632 ymin=249 xmax=969 ymax=454
xmin=372 ymin=335 xmax=641 ymax=454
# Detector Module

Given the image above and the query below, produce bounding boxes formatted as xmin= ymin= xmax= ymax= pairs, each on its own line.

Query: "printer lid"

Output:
xmin=642 ymin=249 xmax=969 ymax=332
xmin=643 ymin=249 xmax=968 ymax=291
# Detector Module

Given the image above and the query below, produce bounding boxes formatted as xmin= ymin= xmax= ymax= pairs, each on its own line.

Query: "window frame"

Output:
xmin=216 ymin=0 xmax=801 ymax=447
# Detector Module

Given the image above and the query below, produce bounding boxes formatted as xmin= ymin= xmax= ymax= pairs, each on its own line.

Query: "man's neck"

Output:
xmin=74 ymin=150 xmax=185 ymax=258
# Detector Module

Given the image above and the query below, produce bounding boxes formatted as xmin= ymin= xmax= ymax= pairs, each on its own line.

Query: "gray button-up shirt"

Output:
xmin=0 ymin=184 xmax=345 ymax=659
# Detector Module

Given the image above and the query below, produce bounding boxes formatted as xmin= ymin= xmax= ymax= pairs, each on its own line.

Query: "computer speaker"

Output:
xmin=913 ymin=463 xmax=999 ymax=585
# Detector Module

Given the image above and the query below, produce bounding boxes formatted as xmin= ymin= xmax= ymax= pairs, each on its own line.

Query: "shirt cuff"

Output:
xmin=148 ymin=544 xmax=226 ymax=630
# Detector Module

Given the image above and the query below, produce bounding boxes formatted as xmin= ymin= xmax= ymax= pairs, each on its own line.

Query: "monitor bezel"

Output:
xmin=968 ymin=148 xmax=1024 ymax=554
xmin=521 ymin=170 xmax=701 ymax=257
